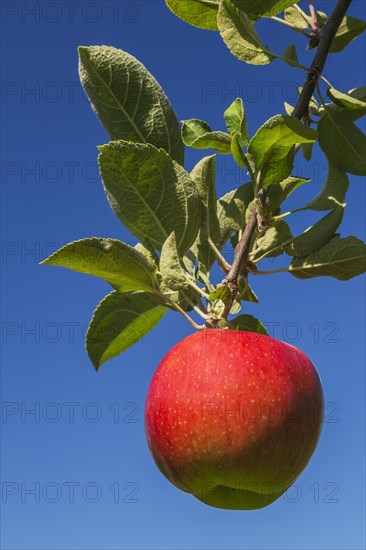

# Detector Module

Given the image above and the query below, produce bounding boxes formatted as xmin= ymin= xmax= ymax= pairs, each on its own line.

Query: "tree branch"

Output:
xmin=220 ymin=0 xmax=353 ymax=310
xmin=293 ymin=0 xmax=353 ymax=119
xmin=223 ymin=188 xmax=267 ymax=292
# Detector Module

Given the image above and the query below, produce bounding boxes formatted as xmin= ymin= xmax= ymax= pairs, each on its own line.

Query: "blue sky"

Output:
xmin=1 ymin=1 xmax=365 ymax=549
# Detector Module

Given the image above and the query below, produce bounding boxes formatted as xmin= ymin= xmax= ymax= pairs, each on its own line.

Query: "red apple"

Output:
xmin=145 ymin=330 xmax=323 ymax=510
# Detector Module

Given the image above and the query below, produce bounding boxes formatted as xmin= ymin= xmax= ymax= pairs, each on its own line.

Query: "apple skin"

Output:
xmin=145 ymin=330 xmax=324 ymax=510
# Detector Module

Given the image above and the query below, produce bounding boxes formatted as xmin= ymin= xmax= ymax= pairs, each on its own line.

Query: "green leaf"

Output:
xmin=230 ymin=301 xmax=242 ymax=315
xmin=319 ymin=87 xmax=366 ymax=122
xmin=304 ymin=162 xmax=349 ymax=211
xmin=182 ymin=250 xmax=197 ymax=279
xmin=189 ymin=132 xmax=232 ymax=154
xmin=308 ymin=97 xmax=320 ymax=116
xmin=157 ymin=278 xmax=196 ymax=312
xmin=218 ymin=0 xmax=274 ymax=65
xmin=231 ymin=0 xmax=298 ymax=20
xmin=41 ymin=238 xmax=158 ymax=293
xmin=182 ymin=119 xmax=232 ymax=153
xmin=284 ymin=102 xmax=294 ymax=116
xmin=315 ymin=11 xmax=327 ymax=29
xmin=327 ymin=86 xmax=366 ymax=117
xmin=224 ymin=98 xmax=248 ymax=145
xmin=318 ymin=110 xmax=366 ymax=176
xmin=191 ymin=154 xmax=216 ymax=202
xmin=86 ymin=291 xmax=167 ymax=370
xmin=285 ymin=93 xmax=319 ymax=118
xmin=244 ymin=152 xmax=257 ymax=175
xmin=208 ymin=285 xmax=231 ymax=302
xmin=229 ymin=314 xmax=267 ymax=334
xmin=271 ymin=164 xmax=348 ymax=219
xmin=283 ymin=44 xmax=299 ymax=67
xmin=166 ymin=0 xmax=220 ymax=31
xmin=289 ymin=235 xmax=366 ymax=281
xmin=301 ymin=142 xmax=314 ymax=161
xmin=78 ymin=46 xmax=184 ymax=164
xmin=248 ymin=115 xmax=317 ymax=186
xmin=98 ymin=141 xmax=200 ymax=254
xmin=330 ymin=16 xmax=366 ymax=53
xmin=258 ymin=140 xmax=298 ymax=186
xmin=208 ymin=285 xmax=241 ymax=318
xmin=339 ymin=87 xmax=366 ymax=121
xmin=237 ymin=278 xmax=259 ymax=302
xmin=217 ymin=182 xmax=254 ymax=241
xmin=250 ymin=221 xmax=293 ymax=260
xmin=284 ymin=6 xmax=309 ymax=29
xmin=285 ymin=206 xmax=345 ymax=257
xmin=182 ymin=118 xmax=211 ymax=142
xmin=134 ymin=241 xmax=159 ymax=268
xmin=146 ymin=248 xmax=198 ymax=308
xmin=231 ymin=134 xmax=249 ymax=169
xmin=191 ymin=155 xmax=221 ymax=275
xmin=267 ymin=176 xmax=310 ymax=214
xmin=348 ymin=86 xmax=366 ymax=103
xmin=159 ymin=232 xmax=192 ymax=291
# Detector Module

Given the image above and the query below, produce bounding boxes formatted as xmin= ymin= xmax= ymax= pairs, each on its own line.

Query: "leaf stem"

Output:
xmin=251 ymin=234 xmax=294 ymax=263
xmin=308 ymin=0 xmax=319 ymax=32
xmin=271 ymin=52 xmax=312 ymax=73
xmin=273 ymin=207 xmax=304 ymax=220
xmin=170 ymin=302 xmax=205 ymax=330
xmin=254 ymin=171 xmax=262 ymax=196
xmin=294 ymin=3 xmax=311 ymax=21
xmin=318 ymin=74 xmax=333 ymax=89
xmin=270 ymin=15 xmax=312 ymax=37
xmin=197 ymin=297 xmax=209 ymax=315
xmin=182 ymin=293 xmax=209 ymax=319
xmin=186 ymin=279 xmax=210 ymax=300
xmin=254 ymin=267 xmax=290 ymax=275
xmin=209 ymin=240 xmax=231 ymax=274
xmin=315 ymin=81 xmax=328 ymax=108
xmin=177 ymin=255 xmax=210 ymax=299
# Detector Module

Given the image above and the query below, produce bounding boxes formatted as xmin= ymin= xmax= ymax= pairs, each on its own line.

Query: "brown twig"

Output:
xmin=219 ymin=0 xmax=353 ymax=316
xmin=223 ymin=189 xmax=267 ymax=294
xmin=293 ymin=0 xmax=352 ymax=119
